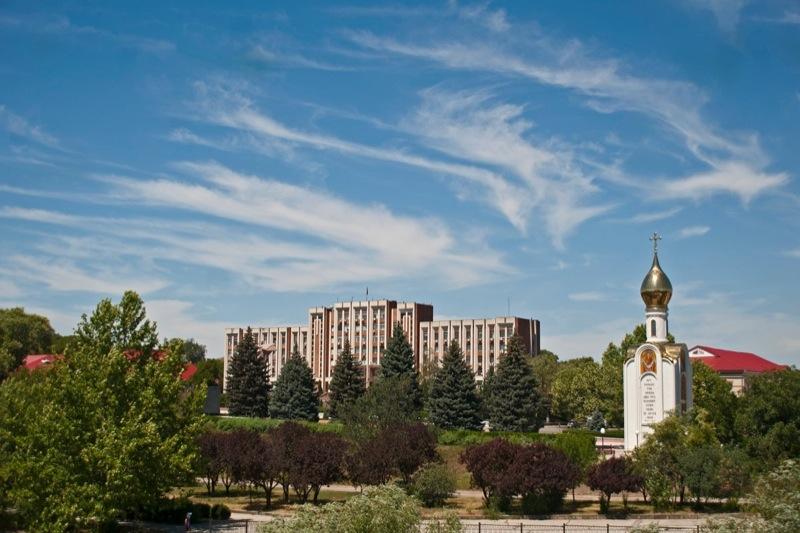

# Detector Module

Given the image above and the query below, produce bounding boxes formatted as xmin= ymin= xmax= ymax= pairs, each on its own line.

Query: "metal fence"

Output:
xmin=432 ymin=525 xmax=705 ymax=533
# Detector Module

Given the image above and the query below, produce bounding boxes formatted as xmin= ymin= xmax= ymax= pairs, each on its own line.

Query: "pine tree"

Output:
xmin=328 ymin=340 xmax=366 ymax=419
xmin=270 ymin=347 xmax=319 ymax=421
xmin=488 ymin=335 xmax=544 ymax=431
xmin=226 ymin=327 xmax=270 ymax=417
xmin=379 ymin=323 xmax=421 ymax=408
xmin=427 ymin=341 xmax=482 ymax=430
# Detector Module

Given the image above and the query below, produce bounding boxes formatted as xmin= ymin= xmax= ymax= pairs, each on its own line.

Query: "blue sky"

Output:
xmin=1 ymin=1 xmax=799 ymax=365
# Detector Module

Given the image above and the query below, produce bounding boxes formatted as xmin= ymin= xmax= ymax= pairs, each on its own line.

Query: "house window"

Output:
xmin=651 ymin=320 xmax=656 ymax=337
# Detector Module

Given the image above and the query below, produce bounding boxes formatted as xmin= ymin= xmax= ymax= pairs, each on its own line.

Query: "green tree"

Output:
xmin=488 ymin=335 xmax=544 ymax=431
xmin=0 ymin=293 xmax=203 ymax=532
xmin=73 ymin=291 xmax=159 ymax=357
xmin=529 ymin=350 xmax=559 ymax=420
xmin=553 ymin=430 xmax=598 ymax=501
xmin=190 ymin=358 xmax=224 ymax=387
xmin=0 ymin=307 xmax=56 ymax=380
xmin=428 ymin=341 xmax=482 ymax=430
xmin=379 ymin=323 xmax=421 ymax=408
xmin=226 ymin=327 xmax=270 ymax=417
xmin=735 ymin=369 xmax=800 ymax=466
xmin=270 ymin=348 xmax=319 ymax=421
xmin=692 ymin=361 xmax=738 ymax=443
xmin=161 ymin=337 xmax=207 ymax=363
xmin=551 ymin=357 xmax=602 ymax=424
xmin=340 ymin=375 xmax=420 ymax=442
xmin=328 ymin=340 xmax=365 ymax=419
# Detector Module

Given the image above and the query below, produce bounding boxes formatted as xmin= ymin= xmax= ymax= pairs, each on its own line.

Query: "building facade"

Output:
xmin=688 ymin=345 xmax=786 ymax=395
xmin=224 ymin=299 xmax=539 ymax=393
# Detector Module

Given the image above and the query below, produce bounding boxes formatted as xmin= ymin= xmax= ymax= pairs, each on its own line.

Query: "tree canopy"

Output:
xmin=427 ymin=341 xmax=482 ymax=430
xmin=270 ymin=348 xmax=319 ymax=421
xmin=379 ymin=323 xmax=421 ymax=409
xmin=0 ymin=292 xmax=203 ymax=531
xmin=328 ymin=340 xmax=365 ymax=419
xmin=0 ymin=307 xmax=56 ymax=380
xmin=226 ymin=327 xmax=270 ymax=418
xmin=487 ymin=335 xmax=544 ymax=432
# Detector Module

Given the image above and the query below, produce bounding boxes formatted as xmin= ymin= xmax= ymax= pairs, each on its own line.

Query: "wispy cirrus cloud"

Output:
xmin=682 ymin=0 xmax=749 ymax=33
xmin=0 ymin=14 xmax=174 ymax=53
xmin=0 ymin=105 xmax=61 ymax=149
xmin=678 ymin=225 xmax=711 ymax=238
xmin=0 ymin=160 xmax=511 ymax=292
xmin=629 ymin=207 xmax=683 ymax=224
xmin=248 ymin=45 xmax=350 ymax=71
xmin=344 ymin=25 xmax=787 ymax=205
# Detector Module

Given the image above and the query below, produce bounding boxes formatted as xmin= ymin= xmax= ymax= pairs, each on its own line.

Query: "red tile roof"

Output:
xmin=180 ymin=362 xmax=198 ymax=382
xmin=690 ymin=345 xmax=787 ymax=374
xmin=22 ymin=354 xmax=62 ymax=371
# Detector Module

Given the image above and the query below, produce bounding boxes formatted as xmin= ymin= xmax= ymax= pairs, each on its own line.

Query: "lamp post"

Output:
xmin=635 ymin=430 xmax=639 ymax=447
xmin=600 ymin=427 xmax=606 ymax=457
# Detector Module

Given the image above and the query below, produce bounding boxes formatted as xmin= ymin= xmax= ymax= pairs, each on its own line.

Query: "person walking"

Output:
xmin=184 ymin=511 xmax=192 ymax=531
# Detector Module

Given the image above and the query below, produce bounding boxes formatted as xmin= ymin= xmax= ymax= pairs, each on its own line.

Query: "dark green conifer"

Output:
xmin=379 ymin=323 xmax=421 ymax=409
xmin=428 ymin=341 xmax=482 ymax=430
xmin=488 ymin=335 xmax=544 ymax=431
xmin=270 ymin=347 xmax=319 ymax=421
xmin=328 ymin=340 xmax=366 ymax=419
xmin=226 ymin=327 xmax=270 ymax=417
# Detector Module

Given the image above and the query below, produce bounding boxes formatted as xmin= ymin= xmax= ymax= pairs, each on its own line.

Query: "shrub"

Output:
xmin=460 ymin=438 xmax=519 ymax=504
xmin=258 ymin=485 xmax=424 ymax=533
xmin=514 ymin=443 xmax=580 ymax=515
xmin=411 ymin=463 xmax=457 ymax=507
xmin=587 ymin=457 xmax=642 ymax=511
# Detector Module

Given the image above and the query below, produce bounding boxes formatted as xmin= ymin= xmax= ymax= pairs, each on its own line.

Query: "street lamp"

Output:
xmin=635 ymin=430 xmax=639 ymax=447
xmin=600 ymin=427 xmax=606 ymax=457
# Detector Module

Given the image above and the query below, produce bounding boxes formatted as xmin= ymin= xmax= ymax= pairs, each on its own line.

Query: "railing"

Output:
xmin=426 ymin=525 xmax=705 ymax=533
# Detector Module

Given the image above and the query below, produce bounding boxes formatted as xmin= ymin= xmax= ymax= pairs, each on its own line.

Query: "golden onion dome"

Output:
xmin=640 ymin=253 xmax=672 ymax=309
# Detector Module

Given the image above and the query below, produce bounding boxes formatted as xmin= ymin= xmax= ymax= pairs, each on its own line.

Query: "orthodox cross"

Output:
xmin=649 ymin=232 xmax=661 ymax=254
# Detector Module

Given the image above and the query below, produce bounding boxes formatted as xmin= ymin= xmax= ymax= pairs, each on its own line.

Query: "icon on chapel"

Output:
xmin=640 ymin=349 xmax=657 ymax=375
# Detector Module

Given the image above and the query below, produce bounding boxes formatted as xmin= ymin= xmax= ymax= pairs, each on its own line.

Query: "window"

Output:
xmin=650 ymin=319 xmax=656 ymax=337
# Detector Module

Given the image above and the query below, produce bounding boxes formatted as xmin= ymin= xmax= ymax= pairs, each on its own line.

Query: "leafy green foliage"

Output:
xmin=0 ymin=292 xmax=204 ymax=532
xmin=258 ymin=485 xmax=427 ymax=533
xmin=161 ymin=337 xmax=207 ymax=363
xmin=529 ymin=350 xmax=558 ymax=418
xmin=328 ymin=340 xmax=365 ymax=419
xmin=0 ymin=307 xmax=56 ymax=380
xmin=411 ymin=463 xmax=456 ymax=507
xmin=692 ymin=361 xmax=738 ymax=443
xmin=190 ymin=358 xmax=224 ymax=387
xmin=551 ymin=357 xmax=602 ymax=424
xmin=340 ymin=375 xmax=420 ymax=442
xmin=735 ymin=369 xmax=800 ymax=465
xmin=73 ymin=290 xmax=159 ymax=357
xmin=488 ymin=335 xmax=544 ymax=431
xmin=553 ymin=430 xmax=598 ymax=499
xmin=226 ymin=327 xmax=270 ymax=418
xmin=270 ymin=349 xmax=319 ymax=421
xmin=428 ymin=341 xmax=482 ymax=430
xmin=379 ymin=324 xmax=421 ymax=408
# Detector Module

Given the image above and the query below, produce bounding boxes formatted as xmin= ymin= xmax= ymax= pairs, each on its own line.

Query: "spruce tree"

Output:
xmin=226 ymin=327 xmax=270 ymax=417
xmin=379 ymin=323 xmax=421 ymax=408
xmin=328 ymin=340 xmax=366 ymax=419
xmin=270 ymin=347 xmax=319 ymax=421
xmin=428 ymin=341 xmax=482 ymax=430
xmin=488 ymin=335 xmax=544 ymax=431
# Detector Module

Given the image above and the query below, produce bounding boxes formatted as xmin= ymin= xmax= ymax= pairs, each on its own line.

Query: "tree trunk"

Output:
xmin=313 ymin=486 xmax=321 ymax=504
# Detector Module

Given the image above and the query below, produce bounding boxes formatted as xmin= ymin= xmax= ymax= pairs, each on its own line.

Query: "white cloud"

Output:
xmin=678 ymin=225 xmax=711 ymax=238
xmin=785 ymin=249 xmax=800 ymax=258
xmin=658 ymin=161 xmax=788 ymax=203
xmin=684 ymin=0 xmax=749 ymax=33
xmin=568 ymin=291 xmax=606 ymax=302
xmin=248 ymin=45 xmax=349 ymax=71
xmin=345 ymin=28 xmax=787 ymax=204
xmin=189 ymin=81 xmax=532 ymax=233
xmin=0 ymin=255 xmax=168 ymax=295
xmin=0 ymin=105 xmax=60 ymax=148
xmin=630 ymin=207 xmax=683 ymax=224
xmin=0 ymin=14 xmax=174 ymax=53
xmin=0 ymin=280 xmax=23 ymax=298
xmin=450 ymin=1 xmax=510 ymax=32
xmin=1 ymin=159 xmax=512 ymax=292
